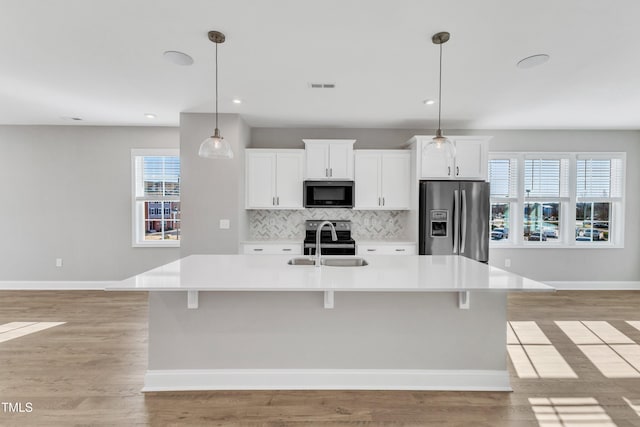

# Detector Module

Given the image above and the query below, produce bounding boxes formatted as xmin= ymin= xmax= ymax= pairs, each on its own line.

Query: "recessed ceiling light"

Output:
xmin=423 ymin=99 xmax=435 ymax=105
xmin=163 ymin=50 xmax=194 ymax=66
xmin=144 ymin=113 xmax=157 ymax=119
xmin=232 ymin=99 xmax=242 ymax=104
xmin=517 ymin=54 xmax=550 ymax=69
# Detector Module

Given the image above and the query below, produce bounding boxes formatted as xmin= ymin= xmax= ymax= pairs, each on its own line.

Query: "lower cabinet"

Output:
xmin=242 ymin=243 xmax=302 ymax=255
xmin=357 ymin=243 xmax=416 ymax=255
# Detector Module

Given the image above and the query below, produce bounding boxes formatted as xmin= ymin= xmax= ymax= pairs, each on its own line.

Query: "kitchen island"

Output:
xmin=112 ymin=254 xmax=552 ymax=392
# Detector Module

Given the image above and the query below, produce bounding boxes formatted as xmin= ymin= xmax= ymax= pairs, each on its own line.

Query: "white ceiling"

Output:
xmin=2 ymin=0 xmax=640 ymax=130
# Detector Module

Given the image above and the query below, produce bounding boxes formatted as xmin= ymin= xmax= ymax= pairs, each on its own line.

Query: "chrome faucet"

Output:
xmin=315 ymin=221 xmax=337 ymax=267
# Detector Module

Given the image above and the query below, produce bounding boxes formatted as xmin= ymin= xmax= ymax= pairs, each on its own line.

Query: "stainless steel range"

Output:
xmin=303 ymin=220 xmax=356 ymax=256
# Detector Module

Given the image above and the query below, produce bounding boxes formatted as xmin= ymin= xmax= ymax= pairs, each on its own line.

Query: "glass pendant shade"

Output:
xmin=424 ymin=130 xmax=456 ymax=162
xmin=198 ymin=128 xmax=234 ymax=159
xmin=198 ymin=30 xmax=233 ymax=160
xmin=424 ymin=137 xmax=456 ymax=162
xmin=425 ymin=32 xmax=455 ymax=164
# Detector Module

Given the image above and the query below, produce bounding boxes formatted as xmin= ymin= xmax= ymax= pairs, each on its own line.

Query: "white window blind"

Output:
xmin=576 ymin=158 xmax=624 ymax=199
xmin=489 ymin=158 xmax=518 ymax=198
xmin=135 ymin=156 xmax=180 ymax=200
xmin=524 ymin=159 xmax=569 ymax=198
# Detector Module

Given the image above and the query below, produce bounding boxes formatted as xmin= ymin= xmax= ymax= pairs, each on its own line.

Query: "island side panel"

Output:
xmin=148 ymin=291 xmax=507 ymax=371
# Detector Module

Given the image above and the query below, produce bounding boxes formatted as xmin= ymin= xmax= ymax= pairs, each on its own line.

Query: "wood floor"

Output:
xmin=1 ymin=290 xmax=639 ymax=426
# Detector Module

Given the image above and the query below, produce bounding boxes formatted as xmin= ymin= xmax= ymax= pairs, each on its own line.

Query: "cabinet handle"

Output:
xmin=277 ymin=196 xmax=280 ymax=205
xmin=395 ymin=248 xmax=406 ymax=252
xmin=272 ymin=197 xmax=276 ymax=206
xmin=448 ymin=166 xmax=451 ymax=176
xmin=378 ymin=197 xmax=381 ymax=206
xmin=367 ymin=248 xmax=377 ymax=252
xmin=456 ymin=166 xmax=460 ymax=176
xmin=282 ymin=248 xmax=292 ymax=252
xmin=253 ymin=248 xmax=263 ymax=252
xmin=329 ymin=168 xmax=333 ymax=177
xmin=382 ymin=197 xmax=385 ymax=206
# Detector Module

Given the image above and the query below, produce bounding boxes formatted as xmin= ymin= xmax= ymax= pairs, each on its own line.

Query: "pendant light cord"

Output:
xmin=437 ymin=42 xmax=443 ymax=133
xmin=215 ymin=41 xmax=219 ymax=131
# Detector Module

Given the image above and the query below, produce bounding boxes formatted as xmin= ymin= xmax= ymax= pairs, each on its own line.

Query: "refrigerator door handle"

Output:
xmin=461 ymin=189 xmax=467 ymax=254
xmin=453 ymin=189 xmax=459 ymax=254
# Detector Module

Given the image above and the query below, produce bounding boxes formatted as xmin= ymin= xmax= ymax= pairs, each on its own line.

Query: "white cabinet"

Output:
xmin=303 ymin=139 xmax=355 ymax=179
xmin=354 ymin=150 xmax=411 ymax=210
xmin=242 ymin=243 xmax=302 ymax=255
xmin=357 ymin=243 xmax=416 ymax=255
xmin=451 ymin=139 xmax=485 ymax=178
xmin=412 ymin=136 xmax=489 ymax=180
xmin=245 ymin=149 xmax=304 ymax=209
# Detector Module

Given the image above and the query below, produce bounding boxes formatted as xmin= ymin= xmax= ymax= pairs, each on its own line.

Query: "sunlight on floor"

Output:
xmin=510 ymin=321 xmax=551 ymax=344
xmin=0 ymin=321 xmax=66 ymax=343
xmin=627 ymin=321 xmax=640 ymax=333
xmin=622 ymin=397 xmax=640 ymax=417
xmin=529 ymin=397 xmax=617 ymax=427
xmin=555 ymin=321 xmax=640 ymax=378
xmin=508 ymin=321 xmax=577 ymax=379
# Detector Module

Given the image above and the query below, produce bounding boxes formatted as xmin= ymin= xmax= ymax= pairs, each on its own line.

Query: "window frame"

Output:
xmin=489 ymin=152 xmax=625 ymax=249
xmin=131 ymin=148 xmax=181 ymax=248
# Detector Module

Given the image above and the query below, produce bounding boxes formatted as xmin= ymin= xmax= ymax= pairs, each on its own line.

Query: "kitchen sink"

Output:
xmin=287 ymin=257 xmax=368 ymax=267
xmin=287 ymin=257 xmax=316 ymax=266
xmin=321 ymin=257 xmax=368 ymax=267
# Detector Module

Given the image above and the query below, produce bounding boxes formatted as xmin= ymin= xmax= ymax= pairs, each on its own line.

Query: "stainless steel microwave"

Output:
xmin=303 ymin=181 xmax=354 ymax=208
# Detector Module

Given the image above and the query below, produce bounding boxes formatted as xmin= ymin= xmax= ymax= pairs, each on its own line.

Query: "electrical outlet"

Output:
xmin=55 ymin=258 xmax=63 ymax=268
xmin=504 ymin=258 xmax=511 ymax=268
xmin=219 ymin=219 xmax=230 ymax=229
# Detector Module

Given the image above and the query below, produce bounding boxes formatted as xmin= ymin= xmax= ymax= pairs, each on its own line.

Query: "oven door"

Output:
xmin=303 ymin=243 xmax=356 ymax=256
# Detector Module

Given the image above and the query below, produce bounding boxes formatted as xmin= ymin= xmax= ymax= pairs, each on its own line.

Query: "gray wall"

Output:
xmin=179 ymin=113 xmax=250 ymax=256
xmin=2 ymin=124 xmax=637 ymax=283
xmin=149 ymin=291 xmax=507 ymax=370
xmin=0 ymin=125 xmax=180 ymax=281
xmin=252 ymin=127 xmax=640 ymax=282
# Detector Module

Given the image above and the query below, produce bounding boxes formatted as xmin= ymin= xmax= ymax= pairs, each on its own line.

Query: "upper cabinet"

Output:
xmin=354 ymin=150 xmax=411 ymax=210
xmin=410 ymin=136 xmax=490 ymax=180
xmin=245 ymin=149 xmax=304 ymax=209
xmin=303 ymin=139 xmax=355 ymax=179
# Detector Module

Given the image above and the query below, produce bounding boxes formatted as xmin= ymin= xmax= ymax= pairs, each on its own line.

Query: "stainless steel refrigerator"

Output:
xmin=419 ymin=180 xmax=490 ymax=262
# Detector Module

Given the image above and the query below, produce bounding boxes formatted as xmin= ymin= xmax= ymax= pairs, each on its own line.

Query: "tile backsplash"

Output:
xmin=248 ymin=209 xmax=409 ymax=240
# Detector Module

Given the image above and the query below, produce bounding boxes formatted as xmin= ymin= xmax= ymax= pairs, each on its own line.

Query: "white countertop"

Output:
xmin=112 ymin=254 xmax=553 ymax=292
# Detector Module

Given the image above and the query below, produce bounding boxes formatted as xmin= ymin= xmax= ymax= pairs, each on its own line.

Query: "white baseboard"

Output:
xmin=0 ymin=281 xmax=115 ymax=290
xmin=142 ymin=368 xmax=511 ymax=392
xmin=544 ymin=281 xmax=640 ymax=290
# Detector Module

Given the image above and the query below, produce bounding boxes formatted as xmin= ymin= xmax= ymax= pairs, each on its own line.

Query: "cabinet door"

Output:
xmin=275 ymin=152 xmax=304 ymax=208
xmin=243 ymin=243 xmax=302 ymax=255
xmin=354 ymin=153 xmax=381 ymax=209
xmin=305 ymin=142 xmax=329 ymax=179
xmin=420 ymin=141 xmax=453 ymax=178
xmin=246 ymin=152 xmax=276 ymax=208
xmin=454 ymin=140 xmax=485 ymax=179
xmin=357 ymin=244 xmax=416 ymax=255
xmin=328 ymin=142 xmax=354 ymax=179
xmin=381 ymin=152 xmax=411 ymax=209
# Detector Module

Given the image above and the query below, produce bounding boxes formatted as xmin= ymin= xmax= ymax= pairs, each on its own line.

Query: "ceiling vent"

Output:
xmin=309 ymin=83 xmax=336 ymax=89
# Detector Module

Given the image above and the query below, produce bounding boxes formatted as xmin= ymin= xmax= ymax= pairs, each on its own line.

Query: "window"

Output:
xmin=575 ymin=157 xmax=624 ymax=243
xmin=131 ymin=149 xmax=180 ymax=247
xmin=489 ymin=158 xmax=517 ymax=242
xmin=488 ymin=152 xmax=625 ymax=248
xmin=522 ymin=157 xmax=569 ymax=243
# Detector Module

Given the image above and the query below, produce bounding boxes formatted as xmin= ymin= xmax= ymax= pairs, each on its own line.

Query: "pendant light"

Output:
xmin=198 ymin=30 xmax=234 ymax=159
xmin=424 ymin=31 xmax=455 ymax=161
